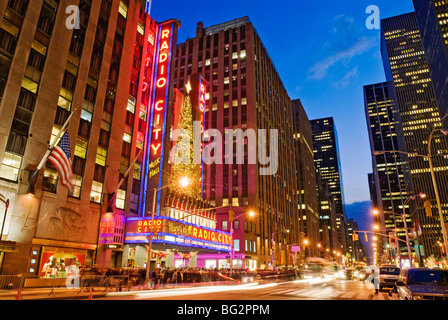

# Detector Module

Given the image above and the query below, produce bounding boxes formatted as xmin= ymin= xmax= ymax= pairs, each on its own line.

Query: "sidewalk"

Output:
xmin=0 ymin=281 xmax=247 ymax=300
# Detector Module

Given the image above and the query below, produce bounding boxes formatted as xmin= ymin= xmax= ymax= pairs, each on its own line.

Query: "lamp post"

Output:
xmin=0 ymin=196 xmax=9 ymax=240
xmin=374 ymin=137 xmax=448 ymax=262
xmin=229 ymin=209 xmax=255 ymax=275
xmin=271 ymin=228 xmax=290 ymax=268
xmin=145 ymin=177 xmax=190 ymax=284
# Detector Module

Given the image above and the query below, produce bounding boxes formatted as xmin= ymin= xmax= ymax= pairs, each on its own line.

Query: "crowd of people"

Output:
xmin=77 ymin=265 xmax=299 ymax=289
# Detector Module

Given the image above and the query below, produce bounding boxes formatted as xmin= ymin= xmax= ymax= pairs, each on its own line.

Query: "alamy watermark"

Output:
xmin=65 ymin=5 xmax=80 ymax=30
xmin=365 ymin=5 xmax=380 ymax=30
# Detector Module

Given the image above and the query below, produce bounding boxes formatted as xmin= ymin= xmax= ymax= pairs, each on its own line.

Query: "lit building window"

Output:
xmin=95 ymin=146 xmax=107 ymax=166
xmin=0 ymin=152 xmax=22 ymax=181
xmin=115 ymin=189 xmax=126 ymax=209
xmin=42 ymin=167 xmax=58 ymax=192
xmin=90 ymin=181 xmax=103 ymax=203
xmin=118 ymin=1 xmax=128 ymax=18
xmin=70 ymin=175 xmax=83 ymax=198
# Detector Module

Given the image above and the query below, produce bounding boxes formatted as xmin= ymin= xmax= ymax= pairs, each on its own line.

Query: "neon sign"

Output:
xmin=125 ymin=216 xmax=232 ymax=248
xmin=140 ymin=20 xmax=179 ymax=217
xmin=150 ymin=25 xmax=172 ymax=158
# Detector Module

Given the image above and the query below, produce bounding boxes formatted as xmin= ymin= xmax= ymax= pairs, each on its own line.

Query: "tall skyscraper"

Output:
xmin=381 ymin=12 xmax=448 ymax=260
xmin=173 ymin=17 xmax=299 ymax=269
xmin=364 ymin=82 xmax=412 ymax=265
xmin=316 ymin=171 xmax=339 ymax=257
xmin=413 ymin=0 xmax=448 ymax=118
xmin=292 ymin=99 xmax=319 ymax=257
xmin=311 ymin=117 xmax=348 ymax=254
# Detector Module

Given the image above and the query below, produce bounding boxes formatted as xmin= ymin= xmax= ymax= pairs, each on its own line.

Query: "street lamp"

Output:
xmin=145 ymin=176 xmax=191 ymax=283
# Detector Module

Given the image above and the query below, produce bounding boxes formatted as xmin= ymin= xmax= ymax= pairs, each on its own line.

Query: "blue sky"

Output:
xmin=150 ymin=0 xmax=415 ymax=205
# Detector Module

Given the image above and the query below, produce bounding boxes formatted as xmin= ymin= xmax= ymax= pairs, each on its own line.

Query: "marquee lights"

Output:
xmin=126 ymin=216 xmax=232 ymax=247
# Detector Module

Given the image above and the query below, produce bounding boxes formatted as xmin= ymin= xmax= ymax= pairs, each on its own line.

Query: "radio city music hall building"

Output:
xmin=0 ymin=0 xmax=233 ymax=276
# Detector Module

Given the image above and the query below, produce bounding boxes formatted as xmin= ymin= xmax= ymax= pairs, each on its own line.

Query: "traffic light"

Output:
xmin=424 ymin=200 xmax=432 ymax=217
xmin=229 ymin=209 xmax=235 ymax=222
xmin=364 ymin=233 xmax=368 ymax=242
xmin=352 ymin=233 xmax=359 ymax=241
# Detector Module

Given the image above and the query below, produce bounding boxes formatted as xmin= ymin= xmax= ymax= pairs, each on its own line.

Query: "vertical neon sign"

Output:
xmin=141 ymin=20 xmax=177 ymax=216
xmin=198 ymin=76 xmax=207 ymax=199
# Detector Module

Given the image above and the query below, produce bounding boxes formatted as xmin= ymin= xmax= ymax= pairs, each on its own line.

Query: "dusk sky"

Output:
xmin=151 ymin=0 xmax=414 ymax=207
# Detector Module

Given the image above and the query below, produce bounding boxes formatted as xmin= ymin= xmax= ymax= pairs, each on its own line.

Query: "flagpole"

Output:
xmin=111 ymin=147 xmax=143 ymax=196
xmin=36 ymin=110 xmax=76 ymax=171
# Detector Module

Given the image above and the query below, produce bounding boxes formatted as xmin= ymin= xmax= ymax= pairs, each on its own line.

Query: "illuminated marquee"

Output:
xmin=125 ymin=216 xmax=232 ymax=251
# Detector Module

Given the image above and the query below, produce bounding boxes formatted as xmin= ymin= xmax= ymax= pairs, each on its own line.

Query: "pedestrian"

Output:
xmin=370 ymin=268 xmax=379 ymax=294
xmin=172 ymin=269 xmax=178 ymax=284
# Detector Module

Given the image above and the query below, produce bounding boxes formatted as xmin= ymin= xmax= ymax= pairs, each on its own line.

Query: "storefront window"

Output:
xmin=39 ymin=247 xmax=86 ymax=278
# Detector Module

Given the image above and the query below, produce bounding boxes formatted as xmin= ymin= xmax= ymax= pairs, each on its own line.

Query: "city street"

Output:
xmin=98 ymin=278 xmax=398 ymax=300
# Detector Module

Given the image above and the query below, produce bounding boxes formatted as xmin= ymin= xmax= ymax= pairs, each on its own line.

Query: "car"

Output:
xmin=356 ymin=268 xmax=368 ymax=281
xmin=379 ymin=265 xmax=401 ymax=291
xmin=395 ymin=268 xmax=448 ymax=300
xmin=345 ymin=267 xmax=356 ymax=280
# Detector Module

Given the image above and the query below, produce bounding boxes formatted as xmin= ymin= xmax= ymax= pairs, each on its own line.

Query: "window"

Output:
xmin=0 ymin=152 xmax=22 ymax=181
xmin=42 ymin=167 xmax=58 ymax=192
xmin=21 ymin=76 xmax=38 ymax=93
xmin=234 ymin=239 xmax=240 ymax=252
xmin=127 ymin=95 xmax=136 ymax=113
xmin=222 ymin=220 xmax=228 ymax=231
xmin=69 ymin=175 xmax=82 ymax=198
xmin=123 ymin=132 xmax=132 ymax=143
xmin=74 ymin=137 xmax=88 ymax=159
xmin=90 ymin=181 xmax=103 ymax=203
xmin=232 ymin=197 xmax=239 ymax=206
xmin=95 ymin=146 xmax=107 ymax=166
xmin=115 ymin=189 xmax=126 ymax=209
xmin=58 ymin=88 xmax=73 ymax=111
xmin=118 ymin=1 xmax=127 ymax=18
xmin=120 ymin=157 xmax=129 ymax=174
xmin=133 ymin=163 xmax=141 ymax=180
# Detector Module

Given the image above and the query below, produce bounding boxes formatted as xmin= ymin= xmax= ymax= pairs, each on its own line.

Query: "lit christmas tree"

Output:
xmin=171 ymin=91 xmax=200 ymax=198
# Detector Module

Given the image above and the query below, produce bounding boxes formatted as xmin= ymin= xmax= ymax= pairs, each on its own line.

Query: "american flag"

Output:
xmin=48 ymin=131 xmax=74 ymax=192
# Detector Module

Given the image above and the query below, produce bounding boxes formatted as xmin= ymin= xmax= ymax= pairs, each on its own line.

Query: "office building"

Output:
xmin=173 ymin=17 xmax=299 ymax=269
xmin=311 ymin=117 xmax=348 ymax=254
xmin=316 ymin=171 xmax=339 ymax=258
xmin=381 ymin=12 xmax=448 ymax=261
xmin=364 ymin=82 xmax=412 ymax=266
xmin=292 ymin=99 xmax=319 ymax=258
xmin=413 ymin=0 xmax=448 ymax=118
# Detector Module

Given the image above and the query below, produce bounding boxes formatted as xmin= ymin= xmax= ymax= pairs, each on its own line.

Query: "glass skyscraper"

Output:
xmin=381 ymin=12 xmax=448 ymax=260
xmin=311 ymin=117 xmax=348 ymax=253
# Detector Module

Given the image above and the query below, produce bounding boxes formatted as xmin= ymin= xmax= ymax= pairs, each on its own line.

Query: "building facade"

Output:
xmin=0 ymin=0 xmax=181 ymax=275
xmin=310 ymin=117 xmax=348 ymax=255
xmin=292 ymin=99 xmax=319 ymax=258
xmin=172 ymin=17 xmax=299 ymax=269
xmin=413 ymin=0 xmax=448 ymax=118
xmin=381 ymin=12 xmax=448 ymax=261
xmin=364 ymin=82 xmax=413 ymax=266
